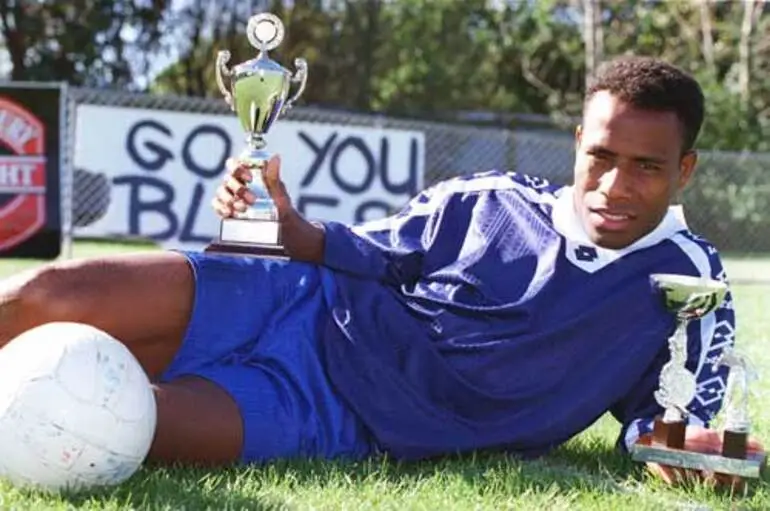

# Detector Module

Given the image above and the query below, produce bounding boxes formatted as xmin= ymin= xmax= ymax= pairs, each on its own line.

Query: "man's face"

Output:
xmin=573 ymin=91 xmax=697 ymax=249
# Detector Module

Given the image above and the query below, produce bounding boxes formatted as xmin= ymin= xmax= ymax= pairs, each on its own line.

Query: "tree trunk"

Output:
xmin=739 ymin=0 xmax=759 ymax=107
xmin=581 ymin=0 xmax=602 ymax=88
xmin=0 ymin=1 xmax=28 ymax=80
xmin=697 ymin=0 xmax=715 ymax=74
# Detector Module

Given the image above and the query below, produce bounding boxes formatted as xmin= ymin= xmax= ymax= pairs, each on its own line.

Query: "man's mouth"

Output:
xmin=588 ymin=208 xmax=635 ymax=231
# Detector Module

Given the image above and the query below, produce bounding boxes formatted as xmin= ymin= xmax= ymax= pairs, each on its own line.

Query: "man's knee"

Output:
xmin=22 ymin=263 xmax=82 ymax=311
xmin=0 ymin=261 xmax=93 ymax=342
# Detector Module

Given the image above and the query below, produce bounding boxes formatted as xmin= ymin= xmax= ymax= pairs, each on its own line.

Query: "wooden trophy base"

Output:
xmin=205 ymin=217 xmax=289 ymax=260
xmin=204 ymin=241 xmax=289 ymax=259
xmin=652 ymin=417 xmax=686 ymax=448
xmin=631 ymin=417 xmax=766 ymax=480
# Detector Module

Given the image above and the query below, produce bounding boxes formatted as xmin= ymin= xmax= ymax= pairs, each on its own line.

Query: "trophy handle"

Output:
xmin=282 ymin=58 xmax=308 ymax=114
xmin=216 ymin=50 xmax=234 ymax=109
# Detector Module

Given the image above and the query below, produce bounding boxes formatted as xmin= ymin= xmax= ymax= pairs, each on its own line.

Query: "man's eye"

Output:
xmin=639 ymin=162 xmax=662 ymax=172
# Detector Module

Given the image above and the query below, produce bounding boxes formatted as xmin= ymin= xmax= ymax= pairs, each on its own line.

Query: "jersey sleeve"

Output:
xmin=320 ymin=180 xmax=454 ymax=285
xmin=320 ymin=171 xmax=557 ymax=286
xmin=611 ymin=243 xmax=736 ymax=452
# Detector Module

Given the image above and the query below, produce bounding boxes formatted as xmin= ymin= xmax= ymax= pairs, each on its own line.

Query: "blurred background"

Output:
xmin=0 ymin=0 xmax=768 ymax=260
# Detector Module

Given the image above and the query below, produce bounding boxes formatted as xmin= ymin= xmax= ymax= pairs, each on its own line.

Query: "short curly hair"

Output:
xmin=585 ymin=56 xmax=705 ymax=152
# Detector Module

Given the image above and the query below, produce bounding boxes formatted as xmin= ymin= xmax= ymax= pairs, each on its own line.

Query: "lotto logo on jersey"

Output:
xmin=0 ymin=97 xmax=47 ymax=251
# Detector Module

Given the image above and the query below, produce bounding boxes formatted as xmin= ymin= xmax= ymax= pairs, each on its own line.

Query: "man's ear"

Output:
xmin=678 ymin=150 xmax=698 ymax=190
xmin=575 ymin=125 xmax=583 ymax=150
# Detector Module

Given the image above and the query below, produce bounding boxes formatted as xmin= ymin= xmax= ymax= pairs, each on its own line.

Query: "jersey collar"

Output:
xmin=551 ymin=186 xmax=688 ymax=256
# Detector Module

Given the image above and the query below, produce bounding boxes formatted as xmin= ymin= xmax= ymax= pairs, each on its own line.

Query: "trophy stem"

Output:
xmin=672 ymin=318 xmax=688 ymax=353
xmin=247 ymin=133 xmax=267 ymax=151
xmin=662 ymin=408 xmax=684 ymax=423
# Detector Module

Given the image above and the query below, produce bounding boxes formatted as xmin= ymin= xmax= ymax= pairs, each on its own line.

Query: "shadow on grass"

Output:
xmin=57 ymin=466 xmax=286 ymax=510
xmin=49 ymin=443 xmax=630 ymax=509
xmin=55 ymin=439 xmax=769 ymax=509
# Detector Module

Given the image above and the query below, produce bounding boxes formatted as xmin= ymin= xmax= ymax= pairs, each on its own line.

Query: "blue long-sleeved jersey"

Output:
xmin=317 ymin=171 xmax=735 ymax=461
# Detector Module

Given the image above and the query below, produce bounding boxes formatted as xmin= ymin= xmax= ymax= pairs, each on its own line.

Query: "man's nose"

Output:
xmin=597 ymin=166 xmax=633 ymax=199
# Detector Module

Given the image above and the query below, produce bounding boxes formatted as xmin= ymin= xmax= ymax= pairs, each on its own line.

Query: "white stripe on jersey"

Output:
xmin=352 ymin=172 xmax=557 ymax=235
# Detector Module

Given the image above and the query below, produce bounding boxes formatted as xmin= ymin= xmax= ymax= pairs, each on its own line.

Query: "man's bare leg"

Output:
xmin=151 ymin=377 xmax=243 ymax=465
xmin=0 ymin=252 xmax=244 ymax=465
xmin=0 ymin=252 xmax=193 ymax=377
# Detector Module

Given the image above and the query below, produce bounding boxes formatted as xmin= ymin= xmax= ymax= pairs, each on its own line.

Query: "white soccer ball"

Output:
xmin=0 ymin=322 xmax=157 ymax=492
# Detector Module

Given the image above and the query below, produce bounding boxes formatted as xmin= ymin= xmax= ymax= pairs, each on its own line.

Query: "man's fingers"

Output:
xmin=232 ymin=199 xmax=249 ymax=213
xmin=215 ymin=156 xmax=287 ymax=220
xmin=224 ymin=175 xmax=248 ymax=197
xmin=225 ymin=158 xmax=253 ymax=180
xmin=212 ymin=158 xmax=264 ymax=219
xmin=241 ymin=189 xmax=257 ymax=204
xmin=650 ymin=463 xmax=744 ymax=490
xmin=211 ymin=197 xmax=232 ymax=218
xmin=224 ymin=158 xmax=254 ymax=190
xmin=647 ymin=462 xmax=693 ymax=486
xmin=646 ymin=462 xmax=672 ymax=483
xmin=746 ymin=437 xmax=764 ymax=454
xmin=233 ymin=166 xmax=253 ymax=184
xmin=217 ymin=185 xmax=235 ymax=206
xmin=212 ymin=193 xmax=248 ymax=217
xmin=225 ymin=157 xmax=239 ymax=172
xmin=658 ymin=466 xmax=686 ymax=485
xmin=222 ymin=173 xmax=257 ymax=207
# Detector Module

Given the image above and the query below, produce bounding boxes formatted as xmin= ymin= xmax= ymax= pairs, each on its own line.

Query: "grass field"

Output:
xmin=0 ymin=241 xmax=769 ymax=510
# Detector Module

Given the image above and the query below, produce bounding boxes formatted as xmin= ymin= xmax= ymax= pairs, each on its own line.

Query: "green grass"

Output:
xmin=1 ymin=241 xmax=769 ymax=510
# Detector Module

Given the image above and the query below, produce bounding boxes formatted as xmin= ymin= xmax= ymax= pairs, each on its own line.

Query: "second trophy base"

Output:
xmin=631 ymin=443 xmax=765 ymax=479
xmin=205 ymin=217 xmax=289 ymax=260
xmin=630 ymin=418 xmax=766 ymax=479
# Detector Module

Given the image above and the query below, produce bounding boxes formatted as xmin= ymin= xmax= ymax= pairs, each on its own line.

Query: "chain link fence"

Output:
xmin=66 ymin=87 xmax=770 ymax=258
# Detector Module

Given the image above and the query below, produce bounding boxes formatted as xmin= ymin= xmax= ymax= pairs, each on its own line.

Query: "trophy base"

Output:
xmin=631 ymin=418 xmax=767 ymax=479
xmin=205 ymin=217 xmax=289 ymax=260
xmin=631 ymin=443 xmax=765 ymax=479
xmin=205 ymin=241 xmax=289 ymax=259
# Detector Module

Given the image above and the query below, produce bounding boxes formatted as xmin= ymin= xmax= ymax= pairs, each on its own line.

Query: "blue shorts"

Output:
xmin=159 ymin=251 xmax=375 ymax=463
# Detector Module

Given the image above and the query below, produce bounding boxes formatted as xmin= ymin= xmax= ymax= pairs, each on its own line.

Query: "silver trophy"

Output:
xmin=715 ymin=348 xmax=754 ymax=432
xmin=206 ymin=12 xmax=307 ymax=258
xmin=631 ymin=274 xmax=765 ymax=481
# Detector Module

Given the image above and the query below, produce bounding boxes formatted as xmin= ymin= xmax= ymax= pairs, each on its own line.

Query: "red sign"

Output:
xmin=0 ymin=97 xmax=48 ymax=251
xmin=0 ymin=83 xmax=62 ymax=259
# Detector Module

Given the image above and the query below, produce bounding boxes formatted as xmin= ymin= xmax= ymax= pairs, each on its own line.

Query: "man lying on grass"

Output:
xmin=0 ymin=56 xmax=762 ymax=487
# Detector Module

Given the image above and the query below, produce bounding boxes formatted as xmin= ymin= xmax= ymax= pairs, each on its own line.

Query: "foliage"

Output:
xmin=0 ymin=0 xmax=768 ymax=251
xmin=0 ymin=0 xmax=167 ymax=88
xmin=2 ymin=0 xmax=768 ymax=152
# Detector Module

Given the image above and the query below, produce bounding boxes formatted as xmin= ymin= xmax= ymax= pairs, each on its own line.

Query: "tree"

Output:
xmin=145 ymin=0 xmax=770 ymax=151
xmin=0 ymin=0 xmax=169 ymax=88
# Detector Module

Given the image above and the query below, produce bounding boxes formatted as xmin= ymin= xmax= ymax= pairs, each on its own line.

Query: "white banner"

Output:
xmin=73 ymin=104 xmax=425 ymax=251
